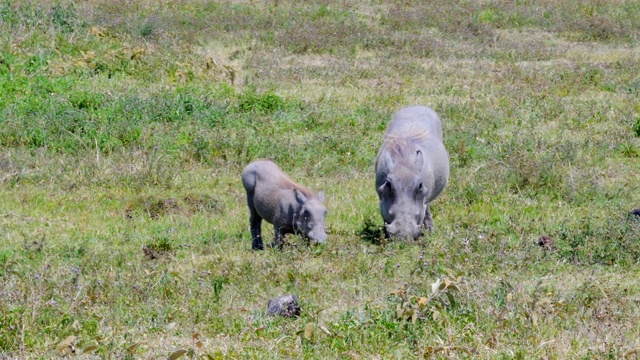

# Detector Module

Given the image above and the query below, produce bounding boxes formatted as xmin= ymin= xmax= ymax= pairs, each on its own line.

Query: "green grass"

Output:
xmin=1 ymin=0 xmax=640 ymax=358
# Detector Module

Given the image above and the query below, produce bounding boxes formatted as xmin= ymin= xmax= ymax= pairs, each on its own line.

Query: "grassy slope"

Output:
xmin=1 ymin=0 xmax=639 ymax=358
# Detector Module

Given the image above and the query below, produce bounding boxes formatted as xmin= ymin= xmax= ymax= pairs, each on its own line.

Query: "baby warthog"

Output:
xmin=375 ymin=105 xmax=450 ymax=240
xmin=242 ymin=160 xmax=328 ymax=250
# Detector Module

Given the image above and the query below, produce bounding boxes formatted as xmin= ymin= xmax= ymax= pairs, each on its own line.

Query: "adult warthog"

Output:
xmin=375 ymin=105 xmax=449 ymax=239
xmin=242 ymin=159 xmax=327 ymax=250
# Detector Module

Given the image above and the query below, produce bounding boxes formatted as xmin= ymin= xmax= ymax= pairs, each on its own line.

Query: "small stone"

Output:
xmin=537 ymin=235 xmax=554 ymax=250
xmin=267 ymin=294 xmax=300 ymax=318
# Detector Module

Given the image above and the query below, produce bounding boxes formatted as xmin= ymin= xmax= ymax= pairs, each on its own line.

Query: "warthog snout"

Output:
xmin=307 ymin=229 xmax=327 ymax=244
xmin=385 ymin=221 xmax=423 ymax=240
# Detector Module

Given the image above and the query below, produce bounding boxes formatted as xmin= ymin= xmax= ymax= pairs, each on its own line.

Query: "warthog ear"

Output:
xmin=378 ymin=179 xmax=391 ymax=195
xmin=383 ymin=149 xmax=395 ymax=169
xmin=414 ymin=150 xmax=424 ymax=170
xmin=294 ymin=188 xmax=307 ymax=204
xmin=316 ymin=191 xmax=325 ymax=202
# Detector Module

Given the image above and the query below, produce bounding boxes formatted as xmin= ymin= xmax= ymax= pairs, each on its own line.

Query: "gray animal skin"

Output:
xmin=242 ymin=159 xmax=327 ymax=250
xmin=375 ymin=105 xmax=449 ymax=239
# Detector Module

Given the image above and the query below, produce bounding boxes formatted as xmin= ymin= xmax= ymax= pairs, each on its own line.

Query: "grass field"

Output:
xmin=1 ymin=0 xmax=640 ymax=358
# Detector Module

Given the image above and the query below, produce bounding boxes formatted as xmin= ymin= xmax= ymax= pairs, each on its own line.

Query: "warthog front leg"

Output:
xmin=250 ymin=217 xmax=264 ymax=250
xmin=247 ymin=193 xmax=264 ymax=250
xmin=271 ymin=227 xmax=286 ymax=250
xmin=423 ymin=203 xmax=434 ymax=232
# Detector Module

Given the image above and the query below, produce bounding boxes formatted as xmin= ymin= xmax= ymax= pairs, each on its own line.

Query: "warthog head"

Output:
xmin=377 ymin=164 xmax=427 ymax=240
xmin=294 ymin=189 xmax=327 ymax=244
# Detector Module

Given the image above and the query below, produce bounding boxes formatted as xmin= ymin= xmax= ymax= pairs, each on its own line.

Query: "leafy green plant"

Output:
xmin=237 ymin=88 xmax=285 ymax=114
xmin=387 ymin=276 xmax=461 ymax=324
xmin=139 ymin=18 xmax=155 ymax=38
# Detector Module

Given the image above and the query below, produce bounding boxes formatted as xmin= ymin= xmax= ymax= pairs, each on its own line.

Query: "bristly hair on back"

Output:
xmin=381 ymin=127 xmax=430 ymax=160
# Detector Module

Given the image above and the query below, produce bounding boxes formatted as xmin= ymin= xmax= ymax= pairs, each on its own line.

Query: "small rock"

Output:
xmin=537 ymin=235 xmax=554 ymax=250
xmin=267 ymin=294 xmax=300 ymax=318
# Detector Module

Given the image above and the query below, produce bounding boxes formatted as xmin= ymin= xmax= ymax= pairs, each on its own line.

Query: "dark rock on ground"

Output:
xmin=267 ymin=294 xmax=300 ymax=317
xmin=537 ymin=235 xmax=555 ymax=250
